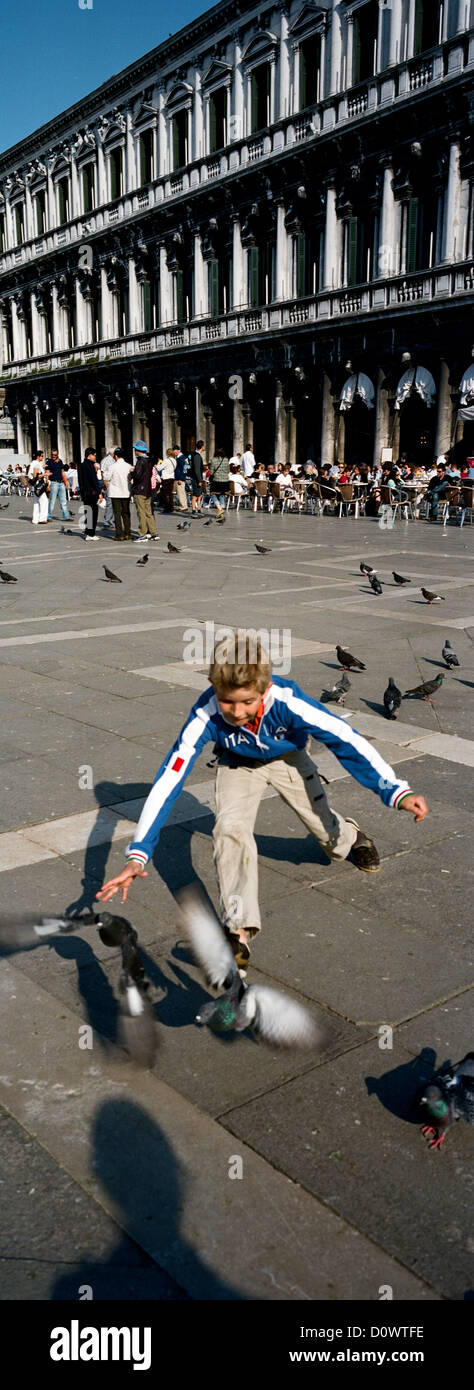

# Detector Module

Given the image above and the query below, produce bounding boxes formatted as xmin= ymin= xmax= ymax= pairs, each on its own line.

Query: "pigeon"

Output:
xmin=103 ymin=565 xmax=121 ymax=582
xmin=0 ymin=909 xmax=156 ymax=1066
xmin=136 ymin=553 xmax=149 ymax=566
xmin=0 ymin=502 xmax=10 ymax=510
xmin=60 ymin=527 xmax=75 ymax=536
xmin=255 ymin=541 xmax=271 ymax=554
xmin=336 ymin=645 xmax=366 ymax=671
xmin=418 ymin=1053 xmax=474 ymax=1149
xmin=176 ymin=885 xmax=318 ymax=1049
xmin=393 ymin=571 xmax=411 ymax=585
xmin=203 ymin=518 xmax=213 ymax=526
xmin=421 ymin=587 xmax=445 ymax=603
xmin=0 ymin=570 xmax=18 ymax=583
xmin=167 ymin=541 xmax=180 ymax=553
xmin=369 ymin=573 xmax=383 ymax=595
xmin=360 ymin=562 xmax=374 ymax=576
xmin=383 ymin=677 xmax=402 ymax=720
xmin=215 ymin=514 xmax=226 ymax=525
xmin=322 ymin=673 xmax=351 ymax=705
xmin=177 ymin=521 xmax=191 ymax=530
xmin=442 ymin=639 xmax=459 ymax=669
xmin=404 ymin=673 xmax=444 ymax=702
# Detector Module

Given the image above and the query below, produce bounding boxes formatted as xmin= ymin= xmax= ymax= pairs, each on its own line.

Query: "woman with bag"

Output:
xmin=29 ymin=450 xmax=49 ymax=524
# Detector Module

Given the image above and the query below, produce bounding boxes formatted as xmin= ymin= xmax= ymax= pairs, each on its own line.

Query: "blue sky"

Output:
xmin=1 ymin=0 xmax=210 ymax=155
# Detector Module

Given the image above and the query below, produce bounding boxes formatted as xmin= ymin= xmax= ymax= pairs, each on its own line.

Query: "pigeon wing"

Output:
xmin=176 ymin=885 xmax=235 ymax=988
xmin=0 ymin=913 xmax=94 ymax=952
xmin=240 ymin=985 xmax=318 ymax=1048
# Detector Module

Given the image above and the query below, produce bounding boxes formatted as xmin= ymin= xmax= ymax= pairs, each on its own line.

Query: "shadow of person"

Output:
xmin=365 ymin=1047 xmax=441 ymax=1124
xmin=47 ymin=935 xmax=120 ymax=1053
xmin=51 ymin=1098 xmax=248 ymax=1300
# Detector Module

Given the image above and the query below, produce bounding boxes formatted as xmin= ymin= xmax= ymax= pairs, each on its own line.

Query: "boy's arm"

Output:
xmin=97 ymin=693 xmax=217 ymax=902
xmin=282 ymin=683 xmax=424 ymax=813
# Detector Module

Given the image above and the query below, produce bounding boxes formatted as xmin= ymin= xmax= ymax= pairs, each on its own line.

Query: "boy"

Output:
xmin=98 ymin=634 xmax=428 ymax=974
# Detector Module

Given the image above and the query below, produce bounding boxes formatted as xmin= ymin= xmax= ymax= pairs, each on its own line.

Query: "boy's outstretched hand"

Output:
xmin=398 ymin=794 xmax=428 ymax=823
xmin=96 ymin=862 xmax=148 ymax=904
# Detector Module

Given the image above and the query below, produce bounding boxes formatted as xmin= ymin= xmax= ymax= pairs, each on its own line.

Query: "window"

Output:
xmin=82 ymin=163 xmax=95 ymax=213
xmin=250 ymin=63 xmax=270 ymax=133
xmin=352 ymin=0 xmax=379 ymax=84
xmin=209 ymin=87 xmax=227 ymax=153
xmin=172 ymin=110 xmax=189 ymax=171
xmin=414 ymin=1 xmax=442 ymax=55
xmin=299 ymin=35 xmax=321 ymax=109
xmin=403 ymin=197 xmax=433 ymax=272
xmin=248 ymin=241 xmax=275 ymax=306
xmin=118 ymin=281 xmax=129 ymax=336
xmin=35 ymin=190 xmax=46 ymax=236
xmin=293 ymin=232 xmax=320 ymax=297
xmin=109 ymin=147 xmax=123 ymax=200
xmin=142 ymin=275 xmax=159 ymax=331
xmin=57 ymin=177 xmax=69 ymax=225
xmin=14 ymin=203 xmax=25 ymax=245
xmin=0 ymin=213 xmax=6 ymax=253
xmin=344 ymin=213 xmax=377 ymax=284
xmin=173 ymin=262 xmax=193 ymax=322
xmin=139 ymin=129 xmax=154 ymax=186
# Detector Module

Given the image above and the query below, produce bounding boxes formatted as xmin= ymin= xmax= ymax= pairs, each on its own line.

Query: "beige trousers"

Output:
xmin=174 ymin=480 xmax=188 ymax=509
xmin=134 ymin=494 xmax=157 ymax=536
xmin=213 ymin=746 xmax=359 ymax=933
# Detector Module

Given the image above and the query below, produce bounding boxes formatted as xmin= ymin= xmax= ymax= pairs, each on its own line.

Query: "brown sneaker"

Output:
xmin=351 ymin=831 xmax=380 ymax=873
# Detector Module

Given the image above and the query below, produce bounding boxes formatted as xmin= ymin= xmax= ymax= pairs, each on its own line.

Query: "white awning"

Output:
xmin=395 ymin=365 xmax=436 ymax=410
xmin=340 ymin=372 xmax=375 ymax=412
xmin=460 ymin=363 xmax=474 ymax=407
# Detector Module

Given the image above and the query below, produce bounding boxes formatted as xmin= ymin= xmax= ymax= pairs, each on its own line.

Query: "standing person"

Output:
xmin=209 ymin=448 xmax=230 ymax=510
xmin=108 ymin=447 xmax=132 ymax=541
xmin=78 ymin=446 xmax=104 ymax=540
xmin=46 ymin=448 xmax=69 ymax=522
xmin=173 ymin=446 xmax=189 ymax=512
xmin=229 ymin=450 xmax=242 ymax=471
xmin=97 ymin=632 xmax=428 ymax=981
xmin=241 ymin=444 xmax=256 ymax=478
xmin=157 ymin=449 xmax=176 ymax=513
xmin=29 ymin=450 xmax=49 ymax=525
xmin=100 ymin=446 xmax=119 ymax=529
xmin=130 ymin=440 xmax=159 ymax=543
xmin=189 ymin=439 xmax=205 ymax=515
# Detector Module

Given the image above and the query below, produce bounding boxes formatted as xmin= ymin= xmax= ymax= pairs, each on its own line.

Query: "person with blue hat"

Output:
xmin=130 ymin=441 xmax=159 ymax=542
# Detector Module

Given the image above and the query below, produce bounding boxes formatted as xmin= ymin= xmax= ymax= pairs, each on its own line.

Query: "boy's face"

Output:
xmin=216 ymin=683 xmax=270 ymax=725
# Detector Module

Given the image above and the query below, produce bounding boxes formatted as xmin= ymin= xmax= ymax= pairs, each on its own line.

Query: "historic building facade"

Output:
xmin=1 ymin=0 xmax=474 ymax=467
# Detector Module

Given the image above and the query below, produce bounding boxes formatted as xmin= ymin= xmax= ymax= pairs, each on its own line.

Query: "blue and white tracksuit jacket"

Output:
xmin=126 ymin=677 xmax=413 ymax=866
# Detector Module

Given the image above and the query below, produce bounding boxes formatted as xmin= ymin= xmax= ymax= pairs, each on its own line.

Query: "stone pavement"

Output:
xmin=0 ymin=495 xmax=472 ymax=1302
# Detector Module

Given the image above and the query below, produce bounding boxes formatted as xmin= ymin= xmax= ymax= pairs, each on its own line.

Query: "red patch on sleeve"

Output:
xmin=172 ymin=756 xmax=185 ymax=772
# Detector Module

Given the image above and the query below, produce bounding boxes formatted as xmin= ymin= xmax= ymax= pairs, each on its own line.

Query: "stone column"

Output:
xmin=194 ymin=73 xmax=203 ymax=161
xmin=323 ymin=181 xmax=338 ymax=290
xmin=275 ymin=380 xmax=286 ymax=461
xmin=286 ymin=402 xmax=296 ymax=461
xmin=159 ymin=244 xmax=172 ymax=324
xmin=16 ymin=410 xmax=27 ymax=454
xmin=195 ymin=386 xmax=207 ymax=447
xmin=51 ymin=284 xmax=62 ymax=351
xmin=279 ymin=11 xmax=290 ymax=119
xmin=407 ymin=0 xmax=416 ymax=58
xmin=36 ymin=406 xmax=49 ymax=457
xmin=378 ymin=162 xmax=397 ymax=277
xmin=75 ymin=277 xmax=89 ymax=345
xmin=100 ymin=266 xmax=114 ymax=340
xmin=233 ymin=397 xmax=245 ymax=453
xmin=57 ymin=409 xmax=69 ymax=465
xmin=232 ymin=41 xmax=244 ymax=142
xmin=126 ymin=108 xmax=135 ymax=192
xmin=70 ymin=159 xmax=80 ymax=218
xmin=330 ymin=3 xmax=344 ymax=93
xmin=79 ymin=400 xmax=95 ymax=456
xmin=194 ymin=235 xmax=206 ymax=318
xmin=30 ymin=292 xmax=43 ymax=357
xmin=10 ymin=299 xmax=23 ymax=361
xmin=345 ymin=15 xmax=354 ymax=89
xmin=231 ymin=217 xmax=245 ymax=308
xmin=435 ymin=359 xmax=454 ymax=455
xmin=373 ymin=368 xmax=391 ymax=467
xmin=2 ymin=194 xmax=13 ymax=250
xmin=389 ymin=0 xmax=403 ymax=64
xmin=104 ymin=398 xmax=117 ymax=452
xmin=321 ymin=372 xmax=337 ymax=465
xmin=442 ymin=140 xmax=462 ymax=263
xmin=97 ymin=139 xmax=107 ymax=205
xmin=128 ymin=258 xmax=140 ymax=334
xmin=162 ymin=389 xmax=174 ymax=450
xmin=275 ymin=202 xmax=288 ymax=301
xmin=158 ymin=88 xmax=167 ymax=177
xmin=24 ymin=183 xmax=34 ymax=241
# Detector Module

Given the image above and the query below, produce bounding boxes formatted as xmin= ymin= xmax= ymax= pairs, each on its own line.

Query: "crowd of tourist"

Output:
xmin=1 ymin=440 xmax=473 ymax=539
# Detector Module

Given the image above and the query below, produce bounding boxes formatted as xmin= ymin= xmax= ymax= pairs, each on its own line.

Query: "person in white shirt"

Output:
xmin=107 ymin=448 xmax=133 ymax=541
xmin=229 ymin=452 xmax=242 ymax=470
xmin=241 ymin=446 xmax=256 ymax=477
xmin=65 ymin=465 xmax=78 ymax=496
xmin=100 ymin=447 xmax=119 ymax=527
xmin=29 ymin=450 xmax=49 ymax=524
xmin=229 ymin=463 xmax=248 ymax=497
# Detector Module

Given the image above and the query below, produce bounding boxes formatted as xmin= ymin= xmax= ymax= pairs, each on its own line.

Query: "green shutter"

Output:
xmin=406 ymin=199 xmax=419 ymax=273
xmin=347 ymin=217 xmax=358 ymax=285
xmin=414 ymin=0 xmax=423 ymax=54
xmin=353 ymin=17 xmax=361 ymax=84
xmin=176 ymin=269 xmax=185 ymax=323
xmin=143 ymin=280 xmax=152 ymax=331
xmin=209 ymin=259 xmax=219 ymax=316
xmin=296 ymin=233 xmax=306 ymax=298
xmin=251 ymin=73 xmax=258 ymax=133
xmin=248 ymin=246 xmax=259 ymax=306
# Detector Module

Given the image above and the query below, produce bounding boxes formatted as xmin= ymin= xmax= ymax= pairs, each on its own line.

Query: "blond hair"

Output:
xmin=208 ymin=628 xmax=271 ymax=694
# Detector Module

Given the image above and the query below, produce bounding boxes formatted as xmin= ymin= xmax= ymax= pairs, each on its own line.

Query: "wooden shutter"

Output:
xmin=248 ymin=246 xmax=260 ymax=306
xmin=406 ymin=199 xmax=419 ymax=273
xmin=208 ymin=259 xmax=219 ymax=316
xmin=209 ymin=94 xmax=217 ymax=153
xmin=143 ymin=280 xmax=152 ymax=331
xmin=300 ymin=44 xmax=307 ymax=109
xmin=296 ymin=233 xmax=306 ymax=298
xmin=251 ymin=72 xmax=258 ymax=133
xmin=347 ymin=217 xmax=358 ymax=285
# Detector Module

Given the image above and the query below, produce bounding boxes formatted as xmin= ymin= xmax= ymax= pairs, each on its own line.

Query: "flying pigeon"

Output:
xmin=404 ymin=673 xmax=444 ymax=702
xmin=0 ymin=570 xmax=18 ymax=583
xmin=442 ymin=639 xmax=459 ymax=669
xmin=383 ymin=676 xmax=402 ymax=720
xmin=136 ymin=553 xmax=149 ymax=566
xmin=369 ymin=574 xmax=383 ymax=595
xmin=255 ymin=541 xmax=271 ymax=554
xmin=322 ymin=673 xmax=351 ymax=705
xmin=103 ymin=565 xmax=121 ymax=583
xmin=418 ymin=1053 xmax=474 ymax=1149
xmin=360 ymin=562 xmax=374 ymax=576
xmin=421 ymin=587 xmax=445 ymax=603
xmin=336 ymin=645 xmax=366 ymax=671
xmin=0 ymin=909 xmax=156 ymax=1066
xmin=393 ymin=571 xmax=411 ymax=585
xmin=167 ymin=541 xmax=180 ymax=553
xmin=177 ymin=521 xmax=191 ymax=530
xmin=176 ymin=885 xmax=318 ymax=1049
